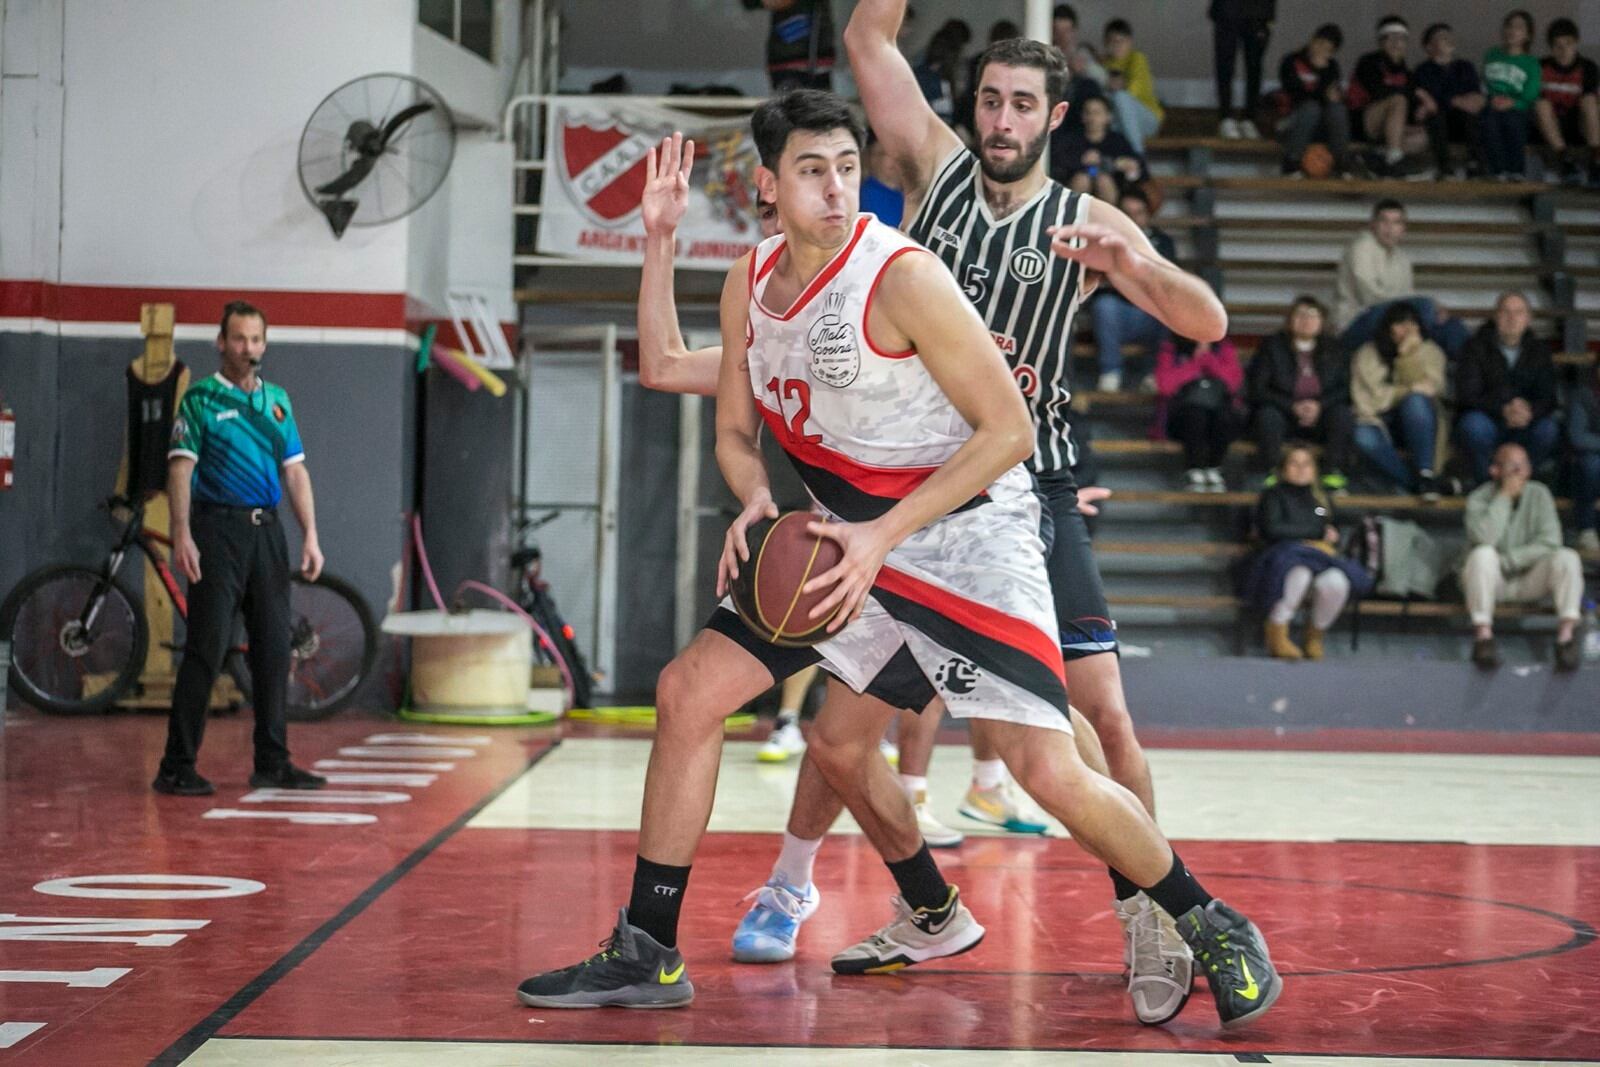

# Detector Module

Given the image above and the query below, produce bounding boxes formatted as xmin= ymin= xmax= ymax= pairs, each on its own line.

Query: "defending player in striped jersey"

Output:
xmin=837 ymin=0 xmax=1234 ymax=1024
xmin=518 ymin=89 xmax=1281 ymax=1033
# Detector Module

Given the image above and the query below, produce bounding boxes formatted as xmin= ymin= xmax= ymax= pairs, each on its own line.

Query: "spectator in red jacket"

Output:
xmin=1533 ymin=17 xmax=1600 ymax=184
xmin=1154 ymin=337 xmax=1244 ymax=492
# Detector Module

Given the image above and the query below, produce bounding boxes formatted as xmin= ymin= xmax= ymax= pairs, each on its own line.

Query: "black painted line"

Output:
xmin=148 ymin=740 xmax=560 ymax=1067
xmin=190 ymin=1034 xmax=1600 ymax=1062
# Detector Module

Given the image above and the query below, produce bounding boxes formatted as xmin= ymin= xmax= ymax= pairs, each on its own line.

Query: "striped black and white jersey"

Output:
xmin=905 ymin=145 xmax=1091 ymax=474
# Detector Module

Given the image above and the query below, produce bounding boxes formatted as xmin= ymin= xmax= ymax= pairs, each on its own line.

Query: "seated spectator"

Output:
xmin=1347 ymin=15 xmax=1428 ymax=177
xmin=912 ymin=19 xmax=972 ymax=125
xmin=860 ymin=133 xmax=903 ymax=226
xmin=1247 ymin=296 xmax=1355 ymax=490
xmin=748 ymin=0 xmax=836 ymax=92
xmin=1050 ymin=96 xmax=1147 ymax=204
xmin=1244 ymin=444 xmax=1374 ymax=660
xmin=1481 ymin=10 xmax=1542 ymax=180
xmin=1335 ymin=199 xmax=1471 ymax=357
xmin=1454 ymin=291 xmax=1558 ymax=485
xmin=1154 ymin=337 xmax=1244 ymax=492
xmin=1414 ymin=23 xmax=1487 ymax=177
xmin=1278 ymin=23 xmax=1351 ymax=176
xmin=1087 ymin=188 xmax=1172 ymax=391
xmin=1102 ymin=18 xmax=1163 ymax=154
xmin=1351 ymin=302 xmax=1446 ymax=498
xmin=1569 ymin=361 xmax=1600 ymax=552
xmin=1534 ymin=18 xmax=1600 ymax=185
xmin=1461 ymin=443 xmax=1584 ymax=671
xmin=1050 ymin=4 xmax=1114 ymax=134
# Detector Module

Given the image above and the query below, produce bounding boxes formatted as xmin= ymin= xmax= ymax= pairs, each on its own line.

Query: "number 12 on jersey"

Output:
xmin=765 ymin=377 xmax=823 ymax=444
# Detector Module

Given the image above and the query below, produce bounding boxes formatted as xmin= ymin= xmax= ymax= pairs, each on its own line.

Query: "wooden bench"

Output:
xmin=1157 ymin=216 xmax=1600 ymax=239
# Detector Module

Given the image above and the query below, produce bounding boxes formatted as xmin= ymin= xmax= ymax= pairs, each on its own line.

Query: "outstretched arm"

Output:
xmin=1049 ymin=199 xmax=1228 ymax=343
xmin=843 ymin=0 xmax=962 ymax=208
xmin=638 ymin=133 xmax=723 ymax=396
xmin=713 ymin=254 xmax=779 ymax=595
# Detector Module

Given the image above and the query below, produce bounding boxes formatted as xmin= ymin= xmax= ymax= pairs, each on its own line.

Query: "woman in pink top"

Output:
xmin=1154 ymin=337 xmax=1245 ymax=491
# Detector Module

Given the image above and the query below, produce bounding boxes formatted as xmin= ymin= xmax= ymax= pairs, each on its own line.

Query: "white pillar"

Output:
xmin=1024 ymin=0 xmax=1052 ymax=44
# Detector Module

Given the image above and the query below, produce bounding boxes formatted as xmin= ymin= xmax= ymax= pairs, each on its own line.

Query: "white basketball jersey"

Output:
xmin=744 ymin=213 xmax=1033 ymax=524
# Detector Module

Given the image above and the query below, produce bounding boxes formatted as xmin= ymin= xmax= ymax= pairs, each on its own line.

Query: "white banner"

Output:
xmin=538 ymin=98 xmax=764 ymax=271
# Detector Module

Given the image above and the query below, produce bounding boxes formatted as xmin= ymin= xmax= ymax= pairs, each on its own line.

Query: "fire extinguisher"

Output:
xmin=0 ymin=393 xmax=14 ymax=490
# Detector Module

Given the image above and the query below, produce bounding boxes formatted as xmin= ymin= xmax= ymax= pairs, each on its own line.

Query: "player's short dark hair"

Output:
xmin=1372 ymin=197 xmax=1405 ymax=218
xmin=976 ymin=37 xmax=1071 ymax=109
xmin=1548 ymin=17 xmax=1579 ymax=44
xmin=1104 ymin=18 xmax=1132 ymax=39
xmin=1052 ymin=4 xmax=1077 ymax=25
xmin=750 ymin=89 xmax=864 ymax=171
xmin=1313 ymin=23 xmax=1343 ymax=49
xmin=219 ymin=300 xmax=266 ymax=337
xmin=1422 ymin=23 xmax=1451 ymax=48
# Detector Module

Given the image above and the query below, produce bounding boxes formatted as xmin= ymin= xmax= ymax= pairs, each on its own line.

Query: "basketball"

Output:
xmin=1301 ymin=142 xmax=1334 ymax=179
xmin=730 ymin=511 xmax=845 ymax=647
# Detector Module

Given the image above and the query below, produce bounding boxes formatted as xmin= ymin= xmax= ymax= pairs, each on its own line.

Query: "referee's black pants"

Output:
xmin=160 ymin=507 xmax=292 ymax=776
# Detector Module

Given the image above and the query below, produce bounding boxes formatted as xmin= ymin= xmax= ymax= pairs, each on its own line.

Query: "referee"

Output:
xmin=153 ymin=301 xmax=328 ymax=795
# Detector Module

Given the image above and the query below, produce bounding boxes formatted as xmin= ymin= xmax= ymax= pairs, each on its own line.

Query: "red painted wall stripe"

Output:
xmin=1 ymin=280 xmax=408 ymax=329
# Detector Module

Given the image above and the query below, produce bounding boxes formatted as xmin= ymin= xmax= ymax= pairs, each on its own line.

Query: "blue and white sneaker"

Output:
xmin=731 ymin=879 xmax=820 ymax=963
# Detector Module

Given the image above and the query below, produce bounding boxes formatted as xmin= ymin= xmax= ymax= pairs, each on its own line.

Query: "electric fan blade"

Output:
xmin=380 ymin=102 xmax=436 ymax=148
xmin=314 ymin=155 xmax=380 ymax=198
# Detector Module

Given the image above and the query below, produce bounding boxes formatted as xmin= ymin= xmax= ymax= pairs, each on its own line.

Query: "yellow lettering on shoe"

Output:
xmin=658 ymin=961 xmax=686 ymax=985
xmin=1236 ymin=957 xmax=1260 ymax=1001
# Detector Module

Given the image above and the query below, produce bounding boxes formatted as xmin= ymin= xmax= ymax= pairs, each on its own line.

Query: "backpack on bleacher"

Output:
xmin=1346 ymin=516 xmax=1443 ymax=599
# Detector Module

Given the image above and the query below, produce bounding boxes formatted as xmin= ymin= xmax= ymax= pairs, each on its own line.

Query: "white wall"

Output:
xmin=0 ymin=0 xmax=66 ymax=283
xmin=56 ymin=0 xmax=414 ymax=293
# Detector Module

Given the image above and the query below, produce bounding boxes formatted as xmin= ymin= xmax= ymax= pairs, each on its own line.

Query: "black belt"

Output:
xmin=195 ymin=502 xmax=278 ymax=525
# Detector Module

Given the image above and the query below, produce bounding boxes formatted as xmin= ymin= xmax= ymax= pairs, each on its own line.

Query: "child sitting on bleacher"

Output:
xmin=1153 ymin=337 xmax=1244 ymax=493
xmin=1244 ymin=444 xmax=1374 ymax=660
xmin=1533 ymin=17 xmax=1600 ymax=186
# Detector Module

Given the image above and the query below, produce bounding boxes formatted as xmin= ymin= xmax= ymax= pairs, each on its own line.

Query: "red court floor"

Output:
xmin=1 ymin=709 xmax=1597 ymax=1065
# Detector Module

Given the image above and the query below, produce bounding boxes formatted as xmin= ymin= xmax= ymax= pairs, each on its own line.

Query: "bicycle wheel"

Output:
xmin=1 ymin=565 xmax=147 ymax=714
xmin=233 ymin=573 xmax=377 ymax=721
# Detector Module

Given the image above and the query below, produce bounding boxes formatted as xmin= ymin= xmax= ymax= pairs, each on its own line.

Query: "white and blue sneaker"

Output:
xmin=731 ymin=879 xmax=820 ymax=963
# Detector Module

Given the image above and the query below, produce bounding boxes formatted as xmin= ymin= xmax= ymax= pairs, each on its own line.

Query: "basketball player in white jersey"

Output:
xmin=519 ymin=91 xmax=1281 ymax=1032
xmin=831 ymin=0 xmax=1231 ymax=1024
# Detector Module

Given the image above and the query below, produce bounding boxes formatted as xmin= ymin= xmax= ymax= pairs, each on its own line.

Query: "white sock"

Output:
xmin=774 ymin=709 xmax=799 ymax=725
xmin=972 ymin=757 xmax=1007 ymax=790
xmin=772 ymin=831 xmax=823 ymax=889
xmin=1384 ymin=147 xmax=1404 ymax=165
xmin=900 ymin=773 xmax=928 ymax=800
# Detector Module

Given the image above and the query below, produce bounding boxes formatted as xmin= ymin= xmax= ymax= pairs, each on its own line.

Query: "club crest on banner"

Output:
xmin=557 ymin=119 xmax=653 ymax=225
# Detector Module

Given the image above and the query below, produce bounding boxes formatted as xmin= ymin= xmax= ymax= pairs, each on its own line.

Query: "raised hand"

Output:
xmin=642 ymin=132 xmax=696 ymax=239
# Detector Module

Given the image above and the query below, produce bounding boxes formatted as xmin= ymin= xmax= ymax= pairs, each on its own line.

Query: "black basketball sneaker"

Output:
xmin=517 ymin=909 xmax=694 ymax=1009
xmin=1176 ymin=899 xmax=1282 ymax=1029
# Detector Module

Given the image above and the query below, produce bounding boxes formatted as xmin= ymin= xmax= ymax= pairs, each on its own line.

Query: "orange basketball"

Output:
xmin=729 ymin=512 xmax=845 ymax=647
xmin=1301 ymin=143 xmax=1334 ymax=179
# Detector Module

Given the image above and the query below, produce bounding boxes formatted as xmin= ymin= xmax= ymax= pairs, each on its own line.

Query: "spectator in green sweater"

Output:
xmin=1481 ymin=9 xmax=1542 ymax=178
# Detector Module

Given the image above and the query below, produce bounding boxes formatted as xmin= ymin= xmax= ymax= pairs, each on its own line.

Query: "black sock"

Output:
xmin=1109 ymin=868 xmax=1142 ymax=902
xmin=1139 ymin=850 xmax=1213 ymax=920
xmin=885 ymin=843 xmax=949 ymax=911
xmin=628 ymin=855 xmax=691 ymax=948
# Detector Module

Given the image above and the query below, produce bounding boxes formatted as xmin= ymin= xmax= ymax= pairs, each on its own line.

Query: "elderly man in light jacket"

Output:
xmin=1461 ymin=442 xmax=1585 ymax=671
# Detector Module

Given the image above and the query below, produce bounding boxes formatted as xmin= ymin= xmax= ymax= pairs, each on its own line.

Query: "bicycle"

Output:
xmin=1 ymin=496 xmax=377 ymax=719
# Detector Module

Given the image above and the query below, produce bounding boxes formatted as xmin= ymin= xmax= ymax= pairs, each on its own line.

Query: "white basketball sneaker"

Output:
xmin=1115 ymin=892 xmax=1195 ymax=1025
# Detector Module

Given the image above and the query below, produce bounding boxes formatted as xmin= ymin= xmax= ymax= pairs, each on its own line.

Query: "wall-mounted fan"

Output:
xmin=297 ymin=73 xmax=456 ymax=238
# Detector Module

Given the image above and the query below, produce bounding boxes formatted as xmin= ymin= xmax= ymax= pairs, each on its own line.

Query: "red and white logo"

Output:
xmin=558 ymin=120 xmax=652 ymax=226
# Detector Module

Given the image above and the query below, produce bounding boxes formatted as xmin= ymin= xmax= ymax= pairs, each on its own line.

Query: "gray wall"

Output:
xmin=0 ymin=333 xmax=419 ymax=700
